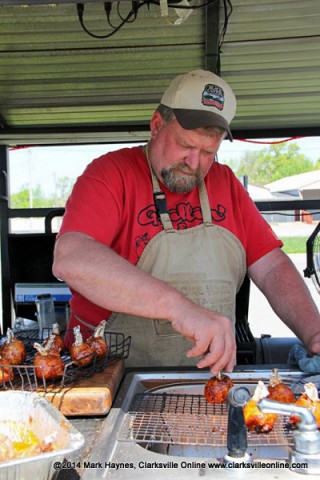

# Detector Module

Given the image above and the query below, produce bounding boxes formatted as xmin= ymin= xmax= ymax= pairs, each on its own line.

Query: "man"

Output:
xmin=53 ymin=69 xmax=320 ymax=374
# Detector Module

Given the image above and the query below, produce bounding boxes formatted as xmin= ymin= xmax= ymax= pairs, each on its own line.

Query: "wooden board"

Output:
xmin=40 ymin=359 xmax=125 ymax=416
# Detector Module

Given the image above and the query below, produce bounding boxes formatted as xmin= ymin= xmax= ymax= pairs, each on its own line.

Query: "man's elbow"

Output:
xmin=52 ymin=236 xmax=73 ymax=283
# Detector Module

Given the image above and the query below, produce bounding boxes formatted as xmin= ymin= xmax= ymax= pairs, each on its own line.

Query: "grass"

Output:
xmin=280 ymin=236 xmax=308 ymax=254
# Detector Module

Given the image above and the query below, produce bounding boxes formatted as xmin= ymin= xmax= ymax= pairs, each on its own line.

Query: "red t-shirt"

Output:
xmin=58 ymin=146 xmax=282 ymax=327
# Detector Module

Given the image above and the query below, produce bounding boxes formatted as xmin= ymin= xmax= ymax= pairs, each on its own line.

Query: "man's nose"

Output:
xmin=184 ymin=149 xmax=200 ymax=171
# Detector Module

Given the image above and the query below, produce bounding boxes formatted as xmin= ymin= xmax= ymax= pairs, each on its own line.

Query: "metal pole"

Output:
xmin=205 ymin=0 xmax=220 ymax=74
xmin=0 ymin=145 xmax=12 ymax=333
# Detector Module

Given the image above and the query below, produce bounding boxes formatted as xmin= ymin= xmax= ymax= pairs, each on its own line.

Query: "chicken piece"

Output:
xmin=204 ymin=372 xmax=233 ymax=404
xmin=70 ymin=326 xmax=95 ymax=366
xmin=289 ymin=383 xmax=320 ymax=428
xmin=0 ymin=422 xmax=56 ymax=462
xmin=34 ymin=342 xmax=65 ymax=380
xmin=0 ymin=433 xmax=16 ymax=463
xmin=0 ymin=354 xmax=14 ymax=383
xmin=267 ymin=368 xmax=295 ymax=403
xmin=86 ymin=320 xmax=108 ymax=359
xmin=0 ymin=328 xmax=26 ymax=365
xmin=243 ymin=381 xmax=277 ymax=433
xmin=42 ymin=323 xmax=65 ymax=353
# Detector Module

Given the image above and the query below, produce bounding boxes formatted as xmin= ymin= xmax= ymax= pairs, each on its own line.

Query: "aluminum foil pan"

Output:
xmin=0 ymin=391 xmax=85 ymax=480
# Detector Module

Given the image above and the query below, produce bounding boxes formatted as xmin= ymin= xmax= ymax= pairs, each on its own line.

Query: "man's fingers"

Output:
xmin=185 ymin=332 xmax=235 ymax=375
xmin=197 ymin=348 xmax=236 ymax=376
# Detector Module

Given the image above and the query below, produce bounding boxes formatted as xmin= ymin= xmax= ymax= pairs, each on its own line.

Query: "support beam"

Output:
xmin=0 ymin=146 xmax=12 ymax=333
xmin=205 ymin=0 xmax=220 ymax=74
xmin=0 ymin=112 xmax=8 ymax=130
xmin=0 ymin=1 xmax=125 ymax=5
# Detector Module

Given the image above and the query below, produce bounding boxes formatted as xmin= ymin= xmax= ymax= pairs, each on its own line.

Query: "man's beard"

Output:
xmin=160 ymin=163 xmax=202 ymax=193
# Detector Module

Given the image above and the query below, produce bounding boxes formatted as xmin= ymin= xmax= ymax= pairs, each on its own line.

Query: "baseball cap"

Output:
xmin=160 ymin=69 xmax=236 ymax=141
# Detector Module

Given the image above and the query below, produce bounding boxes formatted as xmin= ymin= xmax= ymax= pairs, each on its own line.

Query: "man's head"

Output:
xmin=160 ymin=69 xmax=236 ymax=141
xmin=148 ymin=70 xmax=236 ymax=194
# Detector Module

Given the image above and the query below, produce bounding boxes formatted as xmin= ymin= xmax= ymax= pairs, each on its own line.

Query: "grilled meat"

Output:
xmin=289 ymin=382 xmax=320 ymax=428
xmin=34 ymin=342 xmax=65 ymax=380
xmin=267 ymin=368 xmax=295 ymax=403
xmin=0 ymin=355 xmax=14 ymax=383
xmin=204 ymin=373 xmax=233 ymax=404
xmin=70 ymin=326 xmax=95 ymax=366
xmin=86 ymin=320 xmax=108 ymax=359
xmin=0 ymin=328 xmax=26 ymax=365
xmin=243 ymin=381 xmax=277 ymax=433
xmin=42 ymin=323 xmax=65 ymax=353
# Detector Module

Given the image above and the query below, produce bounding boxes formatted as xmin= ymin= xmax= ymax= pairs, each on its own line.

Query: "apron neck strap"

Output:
xmin=198 ymin=180 xmax=213 ymax=226
xmin=144 ymin=144 xmax=175 ymax=232
xmin=143 ymin=144 xmax=213 ymax=229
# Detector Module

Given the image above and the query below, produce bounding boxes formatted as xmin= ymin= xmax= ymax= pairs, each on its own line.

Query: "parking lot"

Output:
xmin=249 ymin=222 xmax=320 ymax=339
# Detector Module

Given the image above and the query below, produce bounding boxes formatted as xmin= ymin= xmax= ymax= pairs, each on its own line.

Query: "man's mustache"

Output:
xmin=169 ymin=163 xmax=199 ymax=175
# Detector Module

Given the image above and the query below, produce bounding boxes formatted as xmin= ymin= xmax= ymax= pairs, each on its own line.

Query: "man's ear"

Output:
xmin=150 ymin=111 xmax=164 ymax=139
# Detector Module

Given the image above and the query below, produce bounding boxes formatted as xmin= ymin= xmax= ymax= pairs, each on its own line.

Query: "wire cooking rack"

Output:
xmin=0 ymin=330 xmax=131 ymax=393
xmin=118 ymin=392 xmax=294 ymax=448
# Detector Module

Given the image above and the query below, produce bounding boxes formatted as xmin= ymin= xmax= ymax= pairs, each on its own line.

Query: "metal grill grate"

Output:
xmin=119 ymin=393 xmax=293 ymax=448
xmin=0 ymin=331 xmax=131 ymax=393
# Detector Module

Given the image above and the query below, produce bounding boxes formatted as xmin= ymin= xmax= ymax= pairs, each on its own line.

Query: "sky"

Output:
xmin=8 ymin=136 xmax=320 ymax=195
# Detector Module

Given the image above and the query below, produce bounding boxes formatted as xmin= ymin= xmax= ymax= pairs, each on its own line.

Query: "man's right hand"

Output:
xmin=170 ymin=300 xmax=236 ymax=375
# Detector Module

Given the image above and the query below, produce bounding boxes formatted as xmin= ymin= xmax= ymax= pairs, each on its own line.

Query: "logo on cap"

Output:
xmin=202 ymin=84 xmax=225 ymax=111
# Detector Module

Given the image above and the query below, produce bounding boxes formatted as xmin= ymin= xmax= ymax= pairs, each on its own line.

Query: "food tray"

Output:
xmin=0 ymin=390 xmax=84 ymax=480
xmin=0 ymin=329 xmax=131 ymax=393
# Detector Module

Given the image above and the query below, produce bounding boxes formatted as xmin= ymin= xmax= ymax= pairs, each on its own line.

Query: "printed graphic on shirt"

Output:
xmin=212 ymin=204 xmax=226 ymax=222
xmin=138 ymin=201 xmax=227 ymax=228
xmin=135 ymin=201 xmax=227 ymax=258
xmin=135 ymin=232 xmax=151 ymax=258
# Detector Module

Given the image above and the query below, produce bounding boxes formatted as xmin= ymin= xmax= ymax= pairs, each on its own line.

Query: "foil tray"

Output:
xmin=0 ymin=391 xmax=85 ymax=480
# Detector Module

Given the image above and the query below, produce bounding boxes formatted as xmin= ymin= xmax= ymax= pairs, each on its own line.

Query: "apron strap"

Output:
xmin=75 ymin=315 xmax=95 ymax=331
xmin=198 ymin=180 xmax=213 ymax=226
xmin=144 ymin=144 xmax=175 ymax=232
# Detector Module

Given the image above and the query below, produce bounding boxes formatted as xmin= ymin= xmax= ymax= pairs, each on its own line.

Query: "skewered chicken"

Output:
xmin=267 ymin=368 xmax=295 ymax=403
xmin=0 ymin=354 xmax=14 ymax=383
xmin=86 ymin=320 xmax=108 ymax=359
xmin=289 ymin=382 xmax=320 ymax=428
xmin=42 ymin=323 xmax=65 ymax=353
xmin=70 ymin=326 xmax=95 ymax=366
xmin=34 ymin=339 xmax=64 ymax=380
xmin=243 ymin=381 xmax=277 ymax=433
xmin=0 ymin=328 xmax=26 ymax=365
xmin=204 ymin=372 xmax=234 ymax=404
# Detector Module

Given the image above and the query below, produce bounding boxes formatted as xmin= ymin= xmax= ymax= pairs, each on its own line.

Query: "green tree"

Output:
xmin=228 ymin=143 xmax=315 ymax=186
xmin=52 ymin=176 xmax=74 ymax=207
xmin=10 ymin=176 xmax=74 ymax=208
xmin=11 ymin=184 xmax=53 ymax=208
xmin=10 ymin=187 xmax=31 ymax=208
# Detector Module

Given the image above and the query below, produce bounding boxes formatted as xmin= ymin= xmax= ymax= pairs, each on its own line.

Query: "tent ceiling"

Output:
xmin=0 ymin=0 xmax=319 ymax=145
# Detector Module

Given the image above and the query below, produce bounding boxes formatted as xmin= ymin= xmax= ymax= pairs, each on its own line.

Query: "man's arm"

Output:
xmin=248 ymin=247 xmax=320 ymax=354
xmin=53 ymin=231 xmax=236 ymax=374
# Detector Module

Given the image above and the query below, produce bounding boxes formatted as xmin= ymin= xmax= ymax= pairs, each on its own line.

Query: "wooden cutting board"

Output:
xmin=40 ymin=359 xmax=125 ymax=416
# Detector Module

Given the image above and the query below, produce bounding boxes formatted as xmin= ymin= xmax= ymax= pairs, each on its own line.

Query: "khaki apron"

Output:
xmin=104 ymin=157 xmax=247 ymax=367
